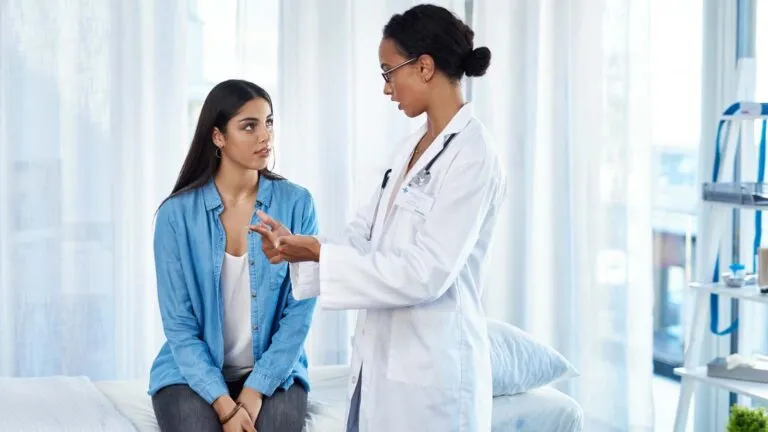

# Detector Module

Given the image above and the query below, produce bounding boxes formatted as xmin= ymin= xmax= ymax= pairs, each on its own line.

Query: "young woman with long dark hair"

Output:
xmin=148 ymin=80 xmax=317 ymax=432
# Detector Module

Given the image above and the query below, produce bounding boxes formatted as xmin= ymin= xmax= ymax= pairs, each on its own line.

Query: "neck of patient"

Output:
xmin=215 ymin=159 xmax=259 ymax=203
xmin=425 ymin=85 xmax=464 ymax=141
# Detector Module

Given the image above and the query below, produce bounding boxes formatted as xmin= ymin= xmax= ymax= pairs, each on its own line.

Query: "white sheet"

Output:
xmin=94 ymin=365 xmax=583 ymax=432
xmin=94 ymin=380 xmax=158 ymax=432
xmin=0 ymin=376 xmax=137 ymax=432
xmin=491 ymin=386 xmax=583 ymax=431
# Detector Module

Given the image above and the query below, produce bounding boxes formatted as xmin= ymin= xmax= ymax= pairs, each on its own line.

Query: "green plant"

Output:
xmin=727 ymin=404 xmax=768 ymax=432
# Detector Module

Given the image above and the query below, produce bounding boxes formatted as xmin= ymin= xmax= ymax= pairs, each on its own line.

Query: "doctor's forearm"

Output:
xmin=316 ymin=243 xmax=457 ymax=309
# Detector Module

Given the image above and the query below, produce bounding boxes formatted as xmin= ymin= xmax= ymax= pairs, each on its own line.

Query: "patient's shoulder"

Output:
xmin=268 ymin=177 xmax=314 ymax=206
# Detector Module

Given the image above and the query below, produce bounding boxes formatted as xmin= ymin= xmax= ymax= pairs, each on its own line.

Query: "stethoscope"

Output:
xmin=366 ymin=132 xmax=459 ymax=240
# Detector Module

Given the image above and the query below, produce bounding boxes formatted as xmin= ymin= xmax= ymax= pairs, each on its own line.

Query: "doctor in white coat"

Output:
xmin=252 ymin=4 xmax=506 ymax=431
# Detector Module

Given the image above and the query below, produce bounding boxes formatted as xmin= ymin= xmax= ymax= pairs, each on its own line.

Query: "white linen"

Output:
xmin=93 ymin=365 xmax=583 ymax=432
xmin=94 ymin=380 xmax=159 ymax=432
xmin=491 ymin=387 xmax=584 ymax=432
xmin=0 ymin=376 xmax=136 ymax=432
xmin=487 ymin=318 xmax=579 ymax=396
xmin=302 ymin=366 xmax=584 ymax=432
xmin=0 ymin=366 xmax=581 ymax=431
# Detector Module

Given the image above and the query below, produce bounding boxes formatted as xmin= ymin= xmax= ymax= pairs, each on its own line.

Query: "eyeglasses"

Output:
xmin=381 ymin=57 xmax=418 ymax=83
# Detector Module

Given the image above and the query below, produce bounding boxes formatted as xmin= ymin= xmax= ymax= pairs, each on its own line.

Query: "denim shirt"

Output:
xmin=148 ymin=176 xmax=318 ymax=404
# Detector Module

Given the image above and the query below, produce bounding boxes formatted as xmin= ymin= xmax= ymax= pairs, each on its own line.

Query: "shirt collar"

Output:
xmin=202 ymin=174 xmax=274 ymax=211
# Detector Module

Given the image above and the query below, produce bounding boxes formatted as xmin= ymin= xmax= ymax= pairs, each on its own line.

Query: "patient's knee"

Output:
xmin=256 ymin=384 xmax=308 ymax=432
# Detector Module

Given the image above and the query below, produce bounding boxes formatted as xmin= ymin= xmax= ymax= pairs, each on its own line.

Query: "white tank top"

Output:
xmin=221 ymin=252 xmax=254 ymax=381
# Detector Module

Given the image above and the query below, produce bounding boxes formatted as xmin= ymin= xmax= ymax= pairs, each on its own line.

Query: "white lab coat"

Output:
xmin=290 ymin=103 xmax=507 ymax=432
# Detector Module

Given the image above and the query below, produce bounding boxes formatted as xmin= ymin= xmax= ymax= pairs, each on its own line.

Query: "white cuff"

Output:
xmin=289 ymin=261 xmax=321 ymax=300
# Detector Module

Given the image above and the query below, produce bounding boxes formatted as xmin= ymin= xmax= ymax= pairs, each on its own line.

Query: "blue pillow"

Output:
xmin=487 ymin=318 xmax=579 ymax=396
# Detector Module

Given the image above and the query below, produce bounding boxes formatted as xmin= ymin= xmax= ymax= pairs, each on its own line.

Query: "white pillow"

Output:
xmin=487 ymin=318 xmax=579 ymax=396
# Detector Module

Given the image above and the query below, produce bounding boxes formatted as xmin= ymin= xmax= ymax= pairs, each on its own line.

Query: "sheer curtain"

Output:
xmin=2 ymin=2 xmax=658 ymax=426
xmin=472 ymin=0 xmax=654 ymax=430
xmin=0 ymin=0 xmax=187 ymax=379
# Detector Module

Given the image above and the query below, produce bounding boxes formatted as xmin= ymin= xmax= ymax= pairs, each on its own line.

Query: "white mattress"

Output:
xmin=0 ymin=376 xmax=137 ymax=432
xmin=95 ymin=365 xmax=583 ymax=432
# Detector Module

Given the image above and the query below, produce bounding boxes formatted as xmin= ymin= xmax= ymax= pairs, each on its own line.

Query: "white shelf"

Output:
xmin=702 ymin=201 xmax=768 ymax=211
xmin=701 ymin=182 xmax=768 ymax=209
xmin=689 ymin=282 xmax=768 ymax=305
xmin=674 ymin=367 xmax=768 ymax=401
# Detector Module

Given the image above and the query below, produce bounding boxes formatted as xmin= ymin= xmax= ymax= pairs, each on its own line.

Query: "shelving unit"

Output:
xmin=674 ymin=283 xmax=768 ymax=430
xmin=673 ymin=102 xmax=768 ymax=431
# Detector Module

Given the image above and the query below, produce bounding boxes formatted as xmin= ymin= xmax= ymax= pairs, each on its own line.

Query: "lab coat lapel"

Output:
xmin=370 ymin=127 xmax=425 ymax=247
xmin=401 ymin=104 xmax=474 ymax=189
xmin=401 ymin=132 xmax=444 ymax=192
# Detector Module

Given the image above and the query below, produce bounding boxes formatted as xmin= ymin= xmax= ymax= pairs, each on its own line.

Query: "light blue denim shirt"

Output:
xmin=148 ymin=176 xmax=318 ymax=404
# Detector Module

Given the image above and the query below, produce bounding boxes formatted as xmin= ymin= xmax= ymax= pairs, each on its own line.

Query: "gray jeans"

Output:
xmin=152 ymin=377 xmax=307 ymax=432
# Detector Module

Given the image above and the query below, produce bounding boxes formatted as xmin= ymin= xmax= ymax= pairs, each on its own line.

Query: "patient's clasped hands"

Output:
xmin=250 ymin=210 xmax=320 ymax=263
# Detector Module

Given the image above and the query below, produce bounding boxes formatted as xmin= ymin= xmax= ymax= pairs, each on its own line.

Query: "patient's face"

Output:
xmin=217 ymin=97 xmax=274 ymax=171
xmin=379 ymin=38 xmax=428 ymax=118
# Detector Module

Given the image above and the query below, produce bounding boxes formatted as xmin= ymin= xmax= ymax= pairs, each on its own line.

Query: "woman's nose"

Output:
xmin=383 ymin=82 xmax=392 ymax=96
xmin=256 ymin=126 xmax=270 ymax=141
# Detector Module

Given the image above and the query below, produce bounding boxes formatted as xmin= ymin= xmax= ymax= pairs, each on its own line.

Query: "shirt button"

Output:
xmin=249 ymin=259 xmax=254 ymax=266
xmin=251 ymin=291 xmax=257 ymax=298
xmin=252 ymin=324 xmax=258 ymax=331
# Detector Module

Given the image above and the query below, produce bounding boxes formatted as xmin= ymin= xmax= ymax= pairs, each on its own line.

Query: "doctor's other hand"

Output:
xmin=276 ymin=235 xmax=321 ymax=263
xmin=250 ymin=210 xmax=291 ymax=264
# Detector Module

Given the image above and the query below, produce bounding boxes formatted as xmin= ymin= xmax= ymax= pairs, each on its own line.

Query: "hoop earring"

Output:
xmin=215 ymin=147 xmax=222 ymax=159
xmin=270 ymin=149 xmax=276 ymax=171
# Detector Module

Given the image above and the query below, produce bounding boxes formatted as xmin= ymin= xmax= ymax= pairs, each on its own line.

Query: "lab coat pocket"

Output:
xmin=386 ymin=308 xmax=461 ymax=389
xmin=394 ymin=188 xmax=435 ymax=219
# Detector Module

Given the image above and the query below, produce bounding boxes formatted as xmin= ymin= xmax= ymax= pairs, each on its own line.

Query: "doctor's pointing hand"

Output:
xmin=250 ymin=212 xmax=319 ymax=264
xmin=252 ymin=5 xmax=506 ymax=432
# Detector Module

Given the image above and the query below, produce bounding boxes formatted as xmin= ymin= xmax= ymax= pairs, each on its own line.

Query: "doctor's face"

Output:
xmin=379 ymin=38 xmax=429 ymax=118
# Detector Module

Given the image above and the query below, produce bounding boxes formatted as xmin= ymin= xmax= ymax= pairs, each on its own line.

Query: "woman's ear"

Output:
xmin=212 ymin=127 xmax=225 ymax=148
xmin=418 ymin=55 xmax=435 ymax=82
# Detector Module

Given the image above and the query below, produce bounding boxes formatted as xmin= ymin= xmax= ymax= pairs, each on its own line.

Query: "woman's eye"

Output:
xmin=266 ymin=119 xmax=274 ymax=128
xmin=244 ymin=123 xmax=255 ymax=132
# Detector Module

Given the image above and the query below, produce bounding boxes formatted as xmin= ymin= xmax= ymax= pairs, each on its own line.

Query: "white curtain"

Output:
xmin=472 ymin=0 xmax=654 ymax=430
xmin=0 ymin=0 xmax=187 ymax=379
xmin=2 ymin=2 xmax=658 ymax=428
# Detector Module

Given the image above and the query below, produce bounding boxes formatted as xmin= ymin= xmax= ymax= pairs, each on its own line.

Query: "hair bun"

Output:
xmin=462 ymin=47 xmax=491 ymax=77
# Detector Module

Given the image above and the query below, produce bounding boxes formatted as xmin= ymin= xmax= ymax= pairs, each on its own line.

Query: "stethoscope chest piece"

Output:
xmin=367 ymin=132 xmax=459 ymax=240
xmin=409 ymin=170 xmax=431 ymax=188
